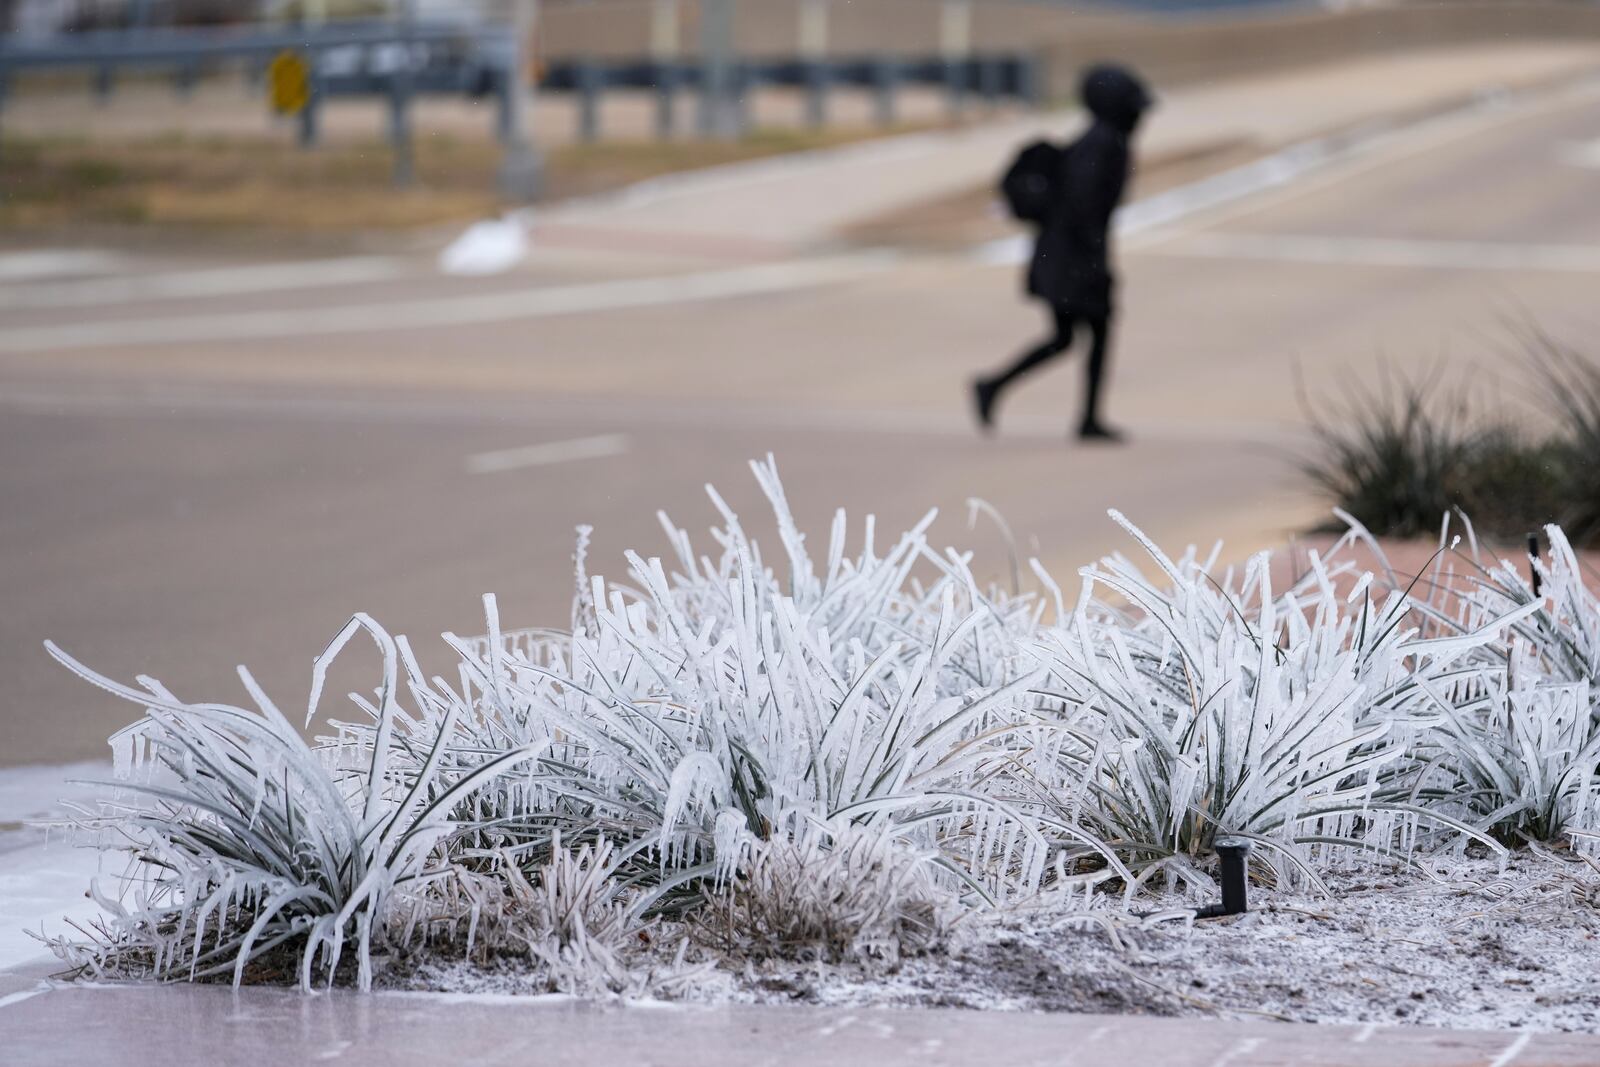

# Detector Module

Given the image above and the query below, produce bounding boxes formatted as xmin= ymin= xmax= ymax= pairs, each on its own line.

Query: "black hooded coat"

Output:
xmin=1026 ymin=66 xmax=1152 ymax=318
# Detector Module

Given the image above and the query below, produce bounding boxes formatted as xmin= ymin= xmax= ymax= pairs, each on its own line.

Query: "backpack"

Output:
xmin=1000 ymin=140 xmax=1063 ymax=225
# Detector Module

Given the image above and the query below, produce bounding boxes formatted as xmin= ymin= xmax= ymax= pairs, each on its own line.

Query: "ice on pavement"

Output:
xmin=0 ymin=762 xmax=115 ymax=972
xmin=439 ymin=214 xmax=530 ymax=276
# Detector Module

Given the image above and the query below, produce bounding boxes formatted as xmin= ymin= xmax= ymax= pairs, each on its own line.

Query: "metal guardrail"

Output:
xmin=0 ymin=22 xmax=495 ymax=65
xmin=0 ymin=20 xmax=1040 ymax=189
xmin=544 ymin=54 xmax=1041 ymax=139
xmin=0 ymin=20 xmax=511 ymax=156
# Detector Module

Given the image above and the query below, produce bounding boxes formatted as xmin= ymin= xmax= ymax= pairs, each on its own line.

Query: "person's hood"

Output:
xmin=1081 ymin=64 xmax=1153 ymax=134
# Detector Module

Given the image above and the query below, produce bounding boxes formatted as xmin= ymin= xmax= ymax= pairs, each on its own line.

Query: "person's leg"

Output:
xmin=974 ymin=307 xmax=1075 ymax=431
xmin=1077 ymin=313 xmax=1123 ymax=442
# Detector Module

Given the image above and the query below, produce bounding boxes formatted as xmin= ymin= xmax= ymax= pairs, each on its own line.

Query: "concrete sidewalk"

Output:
xmin=1 ymin=985 xmax=1594 ymax=1067
xmin=535 ymin=42 xmax=1600 ymax=253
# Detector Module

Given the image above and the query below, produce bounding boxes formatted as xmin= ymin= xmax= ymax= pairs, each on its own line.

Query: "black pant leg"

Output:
xmin=991 ymin=307 xmax=1077 ymax=392
xmin=1080 ymin=314 xmax=1112 ymax=427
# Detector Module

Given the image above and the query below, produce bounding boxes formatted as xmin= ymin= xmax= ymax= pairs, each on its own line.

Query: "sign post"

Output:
xmin=267 ymin=48 xmax=318 ymax=146
xmin=498 ymin=0 xmax=544 ymax=201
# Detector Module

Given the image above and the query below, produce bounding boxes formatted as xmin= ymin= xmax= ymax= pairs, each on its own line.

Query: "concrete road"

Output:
xmin=2 ymin=59 xmax=1600 ymax=772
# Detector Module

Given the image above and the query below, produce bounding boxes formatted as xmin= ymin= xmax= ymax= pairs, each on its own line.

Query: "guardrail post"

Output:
xmin=978 ymin=55 xmax=1001 ymax=110
xmin=872 ymin=58 xmax=897 ymax=128
xmin=388 ymin=74 xmax=414 ymax=185
xmin=804 ymin=61 xmax=829 ymax=128
xmin=654 ymin=62 xmax=679 ymax=138
xmin=577 ymin=60 xmax=602 ymax=142
xmin=495 ymin=62 xmax=514 ymax=143
xmin=298 ymin=52 xmax=321 ymax=148
xmin=94 ymin=63 xmax=114 ymax=104
xmin=390 ymin=12 xmax=418 ymax=186
xmin=733 ymin=63 xmax=752 ymax=133
xmin=1016 ymin=55 xmax=1041 ymax=109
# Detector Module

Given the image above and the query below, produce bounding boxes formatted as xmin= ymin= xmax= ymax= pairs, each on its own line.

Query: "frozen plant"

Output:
xmin=41 ymin=456 xmax=1598 ymax=1000
xmin=1413 ymin=675 xmax=1599 ymax=844
xmin=421 ymin=458 xmax=1116 ymax=909
xmin=1022 ymin=513 xmax=1523 ymax=892
xmin=392 ymin=834 xmax=661 ymax=995
xmin=695 ymin=820 xmax=957 ymax=965
xmin=40 ymin=616 xmax=540 ymax=991
xmin=1398 ymin=521 xmax=1600 ymax=844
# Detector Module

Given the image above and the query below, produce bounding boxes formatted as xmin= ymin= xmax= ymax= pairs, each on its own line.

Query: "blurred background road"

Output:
xmin=2 ymin=1 xmax=1600 ymax=766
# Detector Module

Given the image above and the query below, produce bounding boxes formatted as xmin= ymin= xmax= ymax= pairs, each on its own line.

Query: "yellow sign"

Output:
xmin=268 ymin=50 xmax=311 ymax=115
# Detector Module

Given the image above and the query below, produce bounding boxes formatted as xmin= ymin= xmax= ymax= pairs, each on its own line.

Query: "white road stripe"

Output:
xmin=1127 ymin=82 xmax=1594 ymax=250
xmin=0 ymin=249 xmax=125 ymax=282
xmin=0 ymin=989 xmax=46 ymax=1011
xmin=1206 ymin=1038 xmax=1262 ymax=1067
xmin=0 ymin=256 xmax=409 ymax=311
xmin=1146 ymin=232 xmax=1600 ymax=273
xmin=0 ymin=252 xmax=897 ymax=354
xmin=466 ymin=433 xmax=630 ymax=474
xmin=1487 ymin=1032 xmax=1532 ymax=1067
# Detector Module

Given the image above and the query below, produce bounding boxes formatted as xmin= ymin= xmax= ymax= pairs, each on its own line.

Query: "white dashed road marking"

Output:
xmin=1487 ymin=1032 xmax=1532 ymax=1067
xmin=465 ymin=433 xmax=630 ymax=474
xmin=0 ymin=256 xmax=409 ymax=311
xmin=1144 ymin=232 xmax=1600 ymax=274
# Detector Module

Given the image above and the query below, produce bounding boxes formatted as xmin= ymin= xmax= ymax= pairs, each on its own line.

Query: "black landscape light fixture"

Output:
xmin=1195 ymin=836 xmax=1252 ymax=919
xmin=1528 ymin=532 xmax=1543 ymax=597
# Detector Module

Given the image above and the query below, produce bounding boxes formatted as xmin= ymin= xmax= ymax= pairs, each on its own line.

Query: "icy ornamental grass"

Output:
xmin=1023 ymin=513 xmax=1537 ymax=892
xmin=43 ymin=616 xmax=543 ymax=990
xmin=1392 ymin=520 xmax=1600 ymax=845
xmin=37 ymin=458 xmax=1600 ymax=991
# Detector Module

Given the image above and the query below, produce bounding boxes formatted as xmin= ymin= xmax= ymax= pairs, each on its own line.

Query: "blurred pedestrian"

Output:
xmin=975 ymin=64 xmax=1153 ymax=443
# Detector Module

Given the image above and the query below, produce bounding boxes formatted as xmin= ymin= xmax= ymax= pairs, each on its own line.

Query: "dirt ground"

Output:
xmin=381 ymin=848 xmax=1600 ymax=1033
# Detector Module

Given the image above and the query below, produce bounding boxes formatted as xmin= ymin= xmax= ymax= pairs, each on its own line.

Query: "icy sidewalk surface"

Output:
xmin=0 ymin=762 xmax=114 ymax=974
xmin=3 ymin=988 xmax=1597 ymax=1067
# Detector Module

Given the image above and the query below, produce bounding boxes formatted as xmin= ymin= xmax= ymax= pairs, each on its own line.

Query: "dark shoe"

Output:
xmin=972 ymin=378 xmax=999 ymax=434
xmin=1077 ymin=420 xmax=1126 ymax=444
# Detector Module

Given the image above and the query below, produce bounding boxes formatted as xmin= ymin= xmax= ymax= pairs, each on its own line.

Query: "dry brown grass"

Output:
xmin=0 ymin=123 xmax=937 ymax=238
